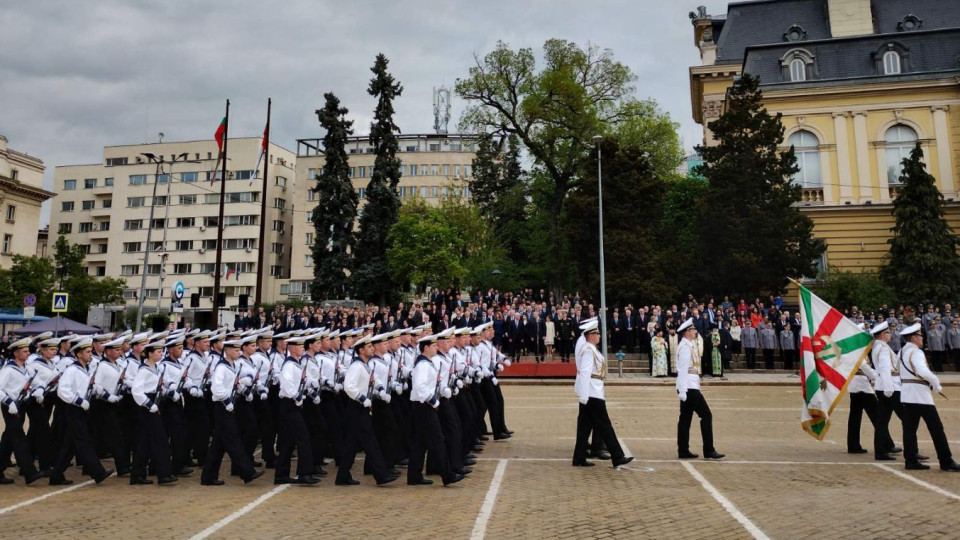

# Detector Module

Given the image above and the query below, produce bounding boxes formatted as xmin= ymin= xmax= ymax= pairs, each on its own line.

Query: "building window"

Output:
xmin=129 ymin=175 xmax=147 ymax=185
xmin=305 ymin=254 xmax=313 ymax=267
xmin=305 ymin=232 xmax=313 ymax=245
xmin=58 ymin=223 xmax=72 ymax=234
xmin=102 ymin=199 xmax=112 ymax=209
xmin=10 ymin=169 xmax=18 ymax=181
xmin=78 ymin=244 xmax=91 ymax=254
xmin=789 ymin=58 xmax=806 ymax=82
xmin=233 ymin=170 xmax=254 ymax=181
xmin=276 ymin=176 xmax=287 ymax=187
xmin=357 ymin=188 xmax=366 ymax=200
xmin=406 ymin=145 xmax=418 ymax=152
xmin=173 ymin=264 xmax=192 ymax=274
xmin=176 ymin=217 xmax=195 ymax=228
xmin=121 ymin=265 xmax=140 ymax=276
xmin=272 ymin=220 xmax=285 ymax=231
xmin=199 ymin=263 xmax=216 ymax=274
xmin=181 ymin=171 xmax=198 ymax=183
xmin=62 ymin=201 xmax=75 ymax=212
xmin=270 ymin=265 xmax=284 ymax=277
xmin=883 ymin=51 xmax=901 ymax=75
xmin=224 ymin=215 xmax=257 ymax=227
xmin=84 ymin=178 xmax=97 ymax=189
xmin=146 ymin=264 xmax=161 ymax=275
xmin=156 ymin=174 xmax=170 ymax=184
xmin=96 ymin=243 xmax=107 ymax=253
xmin=223 ymin=238 xmax=255 ymax=250
xmin=122 ymin=289 xmax=137 ymax=299
xmin=788 ymin=131 xmax=821 ymax=187
xmin=106 ymin=157 xmax=128 ymax=167
xmin=175 ymin=240 xmax=194 ymax=251
xmin=358 ymin=166 xmax=366 ymax=177
xmin=93 ymin=266 xmax=106 ymax=277
xmin=409 ymin=165 xmax=418 ymax=176
xmin=886 ymin=125 xmax=918 ymax=184
xmin=180 ymin=195 xmax=197 ymax=205
xmin=2 ymin=234 xmax=10 ymax=254
xmin=145 ymin=289 xmax=159 ymax=299
xmin=104 ymin=177 xmax=114 ymax=187
xmin=79 ymin=222 xmax=94 ymax=233
xmin=202 ymin=239 xmax=217 ymax=250
xmin=5 ymin=205 xmax=14 ymax=222
xmin=123 ymin=242 xmax=141 ymax=253
xmin=204 ymin=217 xmax=219 ymax=228
xmin=153 ymin=196 xmax=167 ymax=206
xmin=98 ymin=220 xmax=110 ymax=231
xmin=127 ymin=197 xmax=145 ymax=208
xmin=442 ymin=164 xmax=450 ymax=176
xmin=274 ymin=198 xmax=286 ymax=209
xmin=429 ymin=143 xmax=440 ymax=151
xmin=64 ymin=179 xmax=76 ymax=190
xmin=124 ymin=219 xmax=143 ymax=230
xmin=151 ymin=218 xmax=165 ymax=229
xmin=270 ymin=242 xmax=284 ymax=254
xmin=307 ymin=190 xmax=316 ymax=202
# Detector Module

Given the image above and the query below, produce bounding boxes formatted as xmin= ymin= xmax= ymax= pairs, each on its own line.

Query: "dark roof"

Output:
xmin=872 ymin=0 xmax=960 ymax=34
xmin=743 ymin=28 xmax=960 ymax=88
xmin=715 ymin=0 xmax=830 ymax=64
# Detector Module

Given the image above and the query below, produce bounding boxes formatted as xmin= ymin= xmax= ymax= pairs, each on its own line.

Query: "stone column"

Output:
xmin=833 ymin=112 xmax=853 ymax=202
xmin=852 ymin=111 xmax=872 ymax=202
xmin=932 ymin=105 xmax=955 ymax=197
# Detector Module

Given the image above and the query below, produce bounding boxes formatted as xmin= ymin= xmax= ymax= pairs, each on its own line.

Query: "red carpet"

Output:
xmin=498 ymin=361 xmax=577 ymax=378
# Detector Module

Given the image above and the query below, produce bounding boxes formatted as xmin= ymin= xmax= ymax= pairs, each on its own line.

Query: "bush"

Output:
xmin=814 ymin=267 xmax=895 ymax=313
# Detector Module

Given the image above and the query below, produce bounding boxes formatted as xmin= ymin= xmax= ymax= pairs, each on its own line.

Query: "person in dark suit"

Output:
xmin=719 ymin=323 xmax=733 ymax=371
xmin=529 ymin=311 xmax=547 ymax=362
xmin=610 ymin=308 xmax=622 ymax=353
xmin=694 ymin=310 xmax=713 ymax=376
xmin=624 ymin=308 xmax=635 ymax=354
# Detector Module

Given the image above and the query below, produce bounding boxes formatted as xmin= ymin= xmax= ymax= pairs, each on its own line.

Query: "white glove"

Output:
xmin=239 ymin=375 xmax=254 ymax=388
xmin=94 ymin=384 xmax=104 ymax=397
xmin=334 ymin=383 xmax=343 ymax=392
xmin=402 ymin=382 xmax=409 ymax=392
xmin=442 ymin=387 xmax=452 ymax=399
xmin=383 ymin=393 xmax=392 ymax=404
xmin=148 ymin=404 xmax=159 ymax=414
xmin=31 ymin=388 xmax=44 ymax=401
xmin=362 ymin=398 xmax=372 ymax=408
xmin=378 ymin=390 xmax=388 ymax=401
xmin=492 ymin=377 xmax=499 ymax=385
xmin=259 ymin=390 xmax=268 ymax=400
xmin=295 ymin=397 xmax=304 ymax=407
xmin=935 ymin=384 xmax=944 ymax=394
xmin=225 ymin=402 xmax=234 ymax=413
xmin=7 ymin=402 xmax=17 ymax=415
xmin=80 ymin=399 xmax=90 ymax=411
xmin=308 ymin=379 xmax=319 ymax=390
xmin=466 ymin=376 xmax=473 ymax=384
xmin=456 ymin=379 xmax=464 ymax=389
xmin=579 ymin=397 xmax=588 ymax=405
xmin=430 ymin=397 xmax=439 ymax=409
xmin=245 ymin=391 xmax=254 ymax=402
xmin=189 ymin=387 xmax=202 ymax=398
xmin=108 ymin=394 xmax=122 ymax=404
xmin=453 ymin=387 xmax=460 ymax=396
xmin=172 ymin=391 xmax=182 ymax=402
xmin=503 ymin=359 xmax=512 ymax=367
xmin=679 ymin=392 xmax=687 ymax=402
xmin=884 ymin=390 xmax=893 ymax=398
xmin=312 ymin=394 xmax=321 ymax=405
xmin=322 ymin=378 xmax=333 ymax=389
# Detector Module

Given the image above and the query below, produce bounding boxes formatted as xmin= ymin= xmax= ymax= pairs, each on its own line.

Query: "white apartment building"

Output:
xmin=0 ymin=134 xmax=53 ymax=267
xmin=51 ymin=138 xmax=296 ymax=324
xmin=281 ymin=133 xmax=479 ymax=301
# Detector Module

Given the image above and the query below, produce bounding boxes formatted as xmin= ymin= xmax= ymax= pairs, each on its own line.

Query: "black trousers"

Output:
xmin=202 ymin=402 xmax=255 ymax=483
xmin=158 ymin=399 xmax=188 ymax=473
xmin=184 ymin=394 xmax=210 ymax=465
xmin=952 ymin=349 xmax=960 ymax=372
xmin=494 ymin=383 xmax=509 ymax=431
xmin=26 ymin=399 xmax=55 ymax=470
xmin=744 ymin=348 xmax=757 ymax=369
xmin=0 ymin=408 xmax=38 ymax=478
xmin=557 ymin=339 xmax=571 ymax=362
xmin=875 ymin=392 xmax=902 ymax=457
xmin=472 ymin=384 xmax=489 ymax=435
xmin=847 ymin=391 xmax=878 ymax=452
xmin=275 ymin=399 xmax=314 ymax=480
xmin=392 ymin=390 xmax=411 ymax=461
xmin=319 ymin=391 xmax=343 ymax=462
xmin=572 ymin=398 xmax=625 ymax=462
xmin=781 ymin=349 xmax=796 ymax=371
xmin=762 ymin=348 xmax=775 ymax=370
xmin=371 ymin=400 xmax=399 ymax=469
xmin=931 ymin=350 xmax=945 ymax=372
xmin=51 ymin=406 xmax=106 ymax=482
xmin=455 ymin=389 xmax=479 ymax=455
xmin=432 ymin=398 xmax=463 ymax=472
xmin=408 ymin=401 xmax=453 ymax=484
xmin=902 ymin=402 xmax=953 ymax=466
xmin=678 ymin=389 xmax=715 ymax=455
xmin=336 ymin=400 xmax=389 ymax=483
xmin=235 ymin=398 xmax=259 ymax=459
xmin=132 ymin=403 xmax=172 ymax=480
xmin=480 ymin=379 xmax=505 ymax=435
xmin=302 ymin=399 xmax=327 ymax=470
xmin=254 ymin=395 xmax=277 ymax=465
xmin=89 ymin=401 xmax=130 ymax=473
xmin=119 ymin=395 xmax=139 ymax=465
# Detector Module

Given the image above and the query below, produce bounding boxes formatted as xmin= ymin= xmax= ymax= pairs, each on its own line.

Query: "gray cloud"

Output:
xmin=0 ymin=0 xmax=731 ymax=225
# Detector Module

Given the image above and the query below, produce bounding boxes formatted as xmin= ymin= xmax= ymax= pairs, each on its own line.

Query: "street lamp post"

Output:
xmin=156 ymin=153 xmax=200 ymax=317
xmin=135 ymin=153 xmax=165 ymax=333
xmin=592 ymin=135 xmax=610 ymax=370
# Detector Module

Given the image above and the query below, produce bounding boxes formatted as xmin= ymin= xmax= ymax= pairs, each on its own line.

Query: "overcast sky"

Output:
xmin=0 ymin=0 xmax=730 ymax=226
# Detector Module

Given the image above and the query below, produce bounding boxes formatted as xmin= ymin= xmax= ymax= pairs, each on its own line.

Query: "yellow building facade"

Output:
xmin=689 ymin=0 xmax=960 ymax=271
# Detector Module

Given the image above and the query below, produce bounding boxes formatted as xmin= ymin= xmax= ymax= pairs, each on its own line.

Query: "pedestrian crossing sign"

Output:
xmin=52 ymin=292 xmax=69 ymax=313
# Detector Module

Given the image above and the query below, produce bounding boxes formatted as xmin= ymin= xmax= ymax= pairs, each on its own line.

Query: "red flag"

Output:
xmin=215 ymin=117 xmax=227 ymax=152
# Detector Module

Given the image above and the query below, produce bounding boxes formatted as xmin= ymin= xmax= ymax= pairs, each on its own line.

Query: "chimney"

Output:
xmin=827 ymin=0 xmax=874 ymax=37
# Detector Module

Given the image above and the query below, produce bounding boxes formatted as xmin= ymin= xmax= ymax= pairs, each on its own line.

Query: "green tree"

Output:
xmin=437 ymin=197 xmax=520 ymax=292
xmin=386 ymin=199 xmax=465 ymax=290
xmin=817 ymin=266 xmax=894 ymax=313
xmin=456 ymin=39 xmax=640 ymax=295
xmin=0 ymin=254 xmax=56 ymax=313
xmin=353 ymin=53 xmax=403 ymax=304
xmin=53 ymin=236 xmax=124 ymax=320
xmin=660 ymin=175 xmax=708 ymax=296
xmin=695 ymin=74 xmax=824 ymax=297
xmin=311 ymin=92 xmax=358 ymax=301
xmin=881 ymin=143 xmax=960 ymax=304
xmin=469 ymin=134 xmax=528 ymax=263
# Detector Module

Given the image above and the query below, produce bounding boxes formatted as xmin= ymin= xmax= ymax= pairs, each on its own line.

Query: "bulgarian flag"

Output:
xmin=798 ymin=282 xmax=872 ymax=440
xmin=223 ymin=263 xmax=234 ymax=281
xmin=211 ymin=116 xmax=227 ymax=184
xmin=250 ymin=123 xmax=268 ymax=186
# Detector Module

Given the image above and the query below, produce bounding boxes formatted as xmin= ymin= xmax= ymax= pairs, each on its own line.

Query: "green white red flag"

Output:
xmin=211 ymin=116 xmax=227 ymax=185
xmin=798 ymin=282 xmax=873 ymax=440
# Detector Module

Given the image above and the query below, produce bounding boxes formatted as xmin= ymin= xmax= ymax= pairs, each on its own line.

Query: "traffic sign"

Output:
xmin=24 ymin=294 xmax=36 ymax=307
xmin=23 ymin=307 xmax=35 ymax=319
xmin=171 ymin=302 xmax=184 ymax=314
xmin=173 ymin=281 xmax=185 ymax=301
xmin=52 ymin=292 xmax=69 ymax=313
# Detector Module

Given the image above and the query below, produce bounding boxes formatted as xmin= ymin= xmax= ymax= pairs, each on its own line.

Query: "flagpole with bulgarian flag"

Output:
xmin=212 ymin=99 xmax=229 ymax=328
xmin=793 ymin=278 xmax=873 ymax=440
xmin=254 ymin=98 xmax=271 ymax=313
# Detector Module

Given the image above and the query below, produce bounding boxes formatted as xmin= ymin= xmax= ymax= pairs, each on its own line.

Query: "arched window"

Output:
xmin=883 ymin=51 xmax=901 ymax=75
xmin=790 ymin=58 xmax=806 ymax=82
xmin=885 ymin=125 xmax=918 ymax=184
xmin=788 ymin=130 xmax=821 ymax=187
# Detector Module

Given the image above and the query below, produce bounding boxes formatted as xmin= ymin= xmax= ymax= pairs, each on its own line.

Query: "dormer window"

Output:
xmin=790 ymin=59 xmax=806 ymax=81
xmin=898 ymin=14 xmax=922 ymax=32
xmin=780 ymin=49 xmax=816 ymax=82
xmin=883 ymin=51 xmax=901 ymax=75
xmin=873 ymin=42 xmax=910 ymax=75
xmin=783 ymin=25 xmax=807 ymax=43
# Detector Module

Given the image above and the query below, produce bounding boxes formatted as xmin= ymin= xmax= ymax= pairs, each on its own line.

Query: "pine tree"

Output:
xmin=352 ymin=53 xmax=403 ymax=304
xmin=310 ymin=92 xmax=358 ymax=301
xmin=695 ymin=74 xmax=824 ymax=296
xmin=468 ymin=134 xmax=527 ymax=262
xmin=881 ymin=143 xmax=960 ymax=304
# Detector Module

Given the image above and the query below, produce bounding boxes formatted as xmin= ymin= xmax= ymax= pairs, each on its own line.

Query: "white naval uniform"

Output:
xmin=900 ymin=343 xmax=941 ymax=405
xmin=370 ymin=355 xmax=390 ymax=399
xmin=93 ymin=360 xmax=125 ymax=400
xmin=675 ymin=337 xmax=701 ymax=399
xmin=183 ymin=349 xmax=209 ymax=394
xmin=343 ymin=358 xmax=374 ymax=405
xmin=872 ymin=339 xmax=901 ymax=396
xmin=57 ymin=361 xmax=92 ymax=408
xmin=849 ymin=360 xmax=878 ymax=394
xmin=27 ymin=357 xmax=58 ymax=397
xmin=319 ymin=351 xmax=338 ymax=390
xmin=278 ymin=356 xmax=305 ymax=401
xmin=210 ymin=359 xmax=240 ymax=403
xmin=132 ymin=363 xmax=162 ymax=409
xmin=411 ymin=354 xmax=439 ymax=406
xmin=574 ymin=340 xmax=606 ymax=404
xmin=0 ymin=362 xmax=30 ymax=410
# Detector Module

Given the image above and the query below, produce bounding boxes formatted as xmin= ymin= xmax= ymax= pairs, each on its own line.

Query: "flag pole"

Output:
xmin=254 ymin=98 xmax=271 ymax=315
xmin=212 ymin=99 xmax=229 ymax=329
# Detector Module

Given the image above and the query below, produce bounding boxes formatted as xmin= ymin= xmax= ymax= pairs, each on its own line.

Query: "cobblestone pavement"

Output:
xmin=3 ymin=384 xmax=960 ymax=539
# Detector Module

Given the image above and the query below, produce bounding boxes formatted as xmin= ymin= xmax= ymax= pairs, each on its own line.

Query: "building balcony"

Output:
xmin=888 ymin=185 xmax=902 ymax=199
xmin=798 ymin=188 xmax=824 ymax=206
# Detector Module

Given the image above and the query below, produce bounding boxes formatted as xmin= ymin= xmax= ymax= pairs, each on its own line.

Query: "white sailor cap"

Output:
xmin=165 ymin=336 xmax=185 ymax=348
xmin=580 ymin=319 xmax=600 ymax=335
xmin=130 ymin=332 xmax=152 ymax=345
xmin=436 ymin=328 xmax=456 ymax=340
xmin=223 ymin=339 xmax=243 ymax=349
xmin=38 ymin=337 xmax=61 ymax=348
xmin=418 ymin=333 xmax=442 ymax=346
xmin=186 ymin=329 xmax=200 ymax=338
xmin=677 ymin=318 xmax=695 ymax=333
xmin=93 ymin=332 xmax=114 ymax=342
xmin=152 ymin=331 xmax=171 ymax=340
xmin=870 ymin=321 xmax=889 ymax=335
xmin=208 ymin=332 xmax=226 ymax=343
xmin=352 ymin=335 xmax=372 ymax=349
xmin=9 ymin=337 xmax=32 ymax=351
xmin=901 ymin=322 xmax=922 ymax=336
xmin=32 ymin=331 xmax=54 ymax=343
xmin=240 ymin=335 xmax=258 ymax=346
xmin=257 ymin=330 xmax=274 ymax=340
xmin=193 ymin=330 xmax=211 ymax=340
xmin=143 ymin=340 xmax=166 ymax=352
xmin=273 ymin=331 xmax=293 ymax=340
xmin=327 ymin=329 xmax=341 ymax=339
xmin=470 ymin=326 xmax=484 ymax=335
xmin=370 ymin=332 xmax=391 ymax=344
xmin=103 ymin=337 xmax=126 ymax=349
xmin=285 ymin=334 xmax=309 ymax=345
xmin=71 ymin=337 xmax=94 ymax=352
xmin=117 ymin=330 xmax=133 ymax=338
xmin=454 ymin=327 xmax=472 ymax=336
xmin=362 ymin=323 xmax=375 ymax=330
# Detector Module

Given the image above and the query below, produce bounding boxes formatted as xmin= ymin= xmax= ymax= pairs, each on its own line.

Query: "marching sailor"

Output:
xmin=130 ymin=340 xmax=177 ymax=485
xmin=870 ymin=322 xmax=904 ymax=461
xmin=26 ymin=336 xmax=61 ymax=474
xmin=847 ymin=323 xmax=880 ymax=455
xmin=676 ymin=318 xmax=724 ymax=460
xmin=273 ymin=334 xmax=320 ymax=485
xmin=90 ymin=336 xmax=131 ymax=477
xmin=0 ymin=337 xmax=44 ymax=485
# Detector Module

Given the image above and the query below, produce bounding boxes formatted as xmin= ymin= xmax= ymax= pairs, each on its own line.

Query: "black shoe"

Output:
xmin=39 ymin=468 xmax=52 ymax=478
xmin=202 ymin=479 xmax=225 ymax=486
xmin=465 ymin=453 xmax=477 ymax=460
xmin=704 ymin=452 xmax=725 ymax=460
xmin=941 ymin=461 xmax=960 ymax=472
xmin=49 ymin=477 xmax=73 ymax=486
xmin=177 ymin=467 xmax=194 ymax=477
xmin=905 ymin=462 xmax=931 ymax=470
xmin=875 ymin=454 xmax=896 ymax=461
xmin=408 ymin=478 xmax=434 ymax=485
xmin=0 ymin=476 xmax=13 ymax=485
xmin=25 ymin=472 xmax=43 ymax=485
xmin=678 ymin=452 xmax=699 ymax=459
xmin=244 ymin=470 xmax=265 ymax=484
xmin=252 ymin=460 xmax=264 ymax=468
xmin=274 ymin=476 xmax=295 ymax=485
xmin=847 ymin=448 xmax=868 ymax=454
xmin=376 ymin=473 xmax=399 ymax=486
xmin=130 ymin=477 xmax=153 ymax=485
xmin=157 ymin=475 xmax=179 ymax=485
xmin=494 ymin=434 xmax=511 ymax=441
xmin=595 ymin=451 xmax=611 ymax=461
xmin=95 ymin=469 xmax=114 ymax=485
xmin=454 ymin=468 xmax=472 ymax=475
xmin=117 ymin=469 xmax=131 ymax=477
xmin=335 ymin=478 xmax=360 ymax=486
xmin=478 ymin=436 xmax=490 ymax=441
xmin=397 ymin=459 xmax=409 ymax=467
xmin=917 ymin=454 xmax=931 ymax=461
xmin=314 ymin=468 xmax=328 ymax=477
xmin=296 ymin=475 xmax=320 ymax=485
xmin=504 ymin=430 xmax=515 ymax=435
xmin=889 ymin=447 xmax=903 ymax=454
xmin=471 ymin=445 xmax=485 ymax=453
xmin=442 ymin=473 xmax=465 ymax=486
xmin=612 ymin=456 xmax=634 ymax=468
xmin=572 ymin=461 xmax=595 ymax=467
xmin=464 ymin=459 xmax=477 ymax=467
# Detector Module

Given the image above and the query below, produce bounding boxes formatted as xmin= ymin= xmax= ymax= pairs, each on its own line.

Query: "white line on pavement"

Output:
xmin=681 ymin=461 xmax=770 ymax=540
xmin=873 ymin=463 xmax=960 ymax=502
xmin=189 ymin=484 xmax=290 ymax=540
xmin=475 ymin=457 xmax=882 ymax=466
xmin=0 ymin=480 xmax=96 ymax=516
xmin=471 ymin=459 xmax=508 ymax=540
xmin=618 ymin=437 xmax=634 ymax=458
